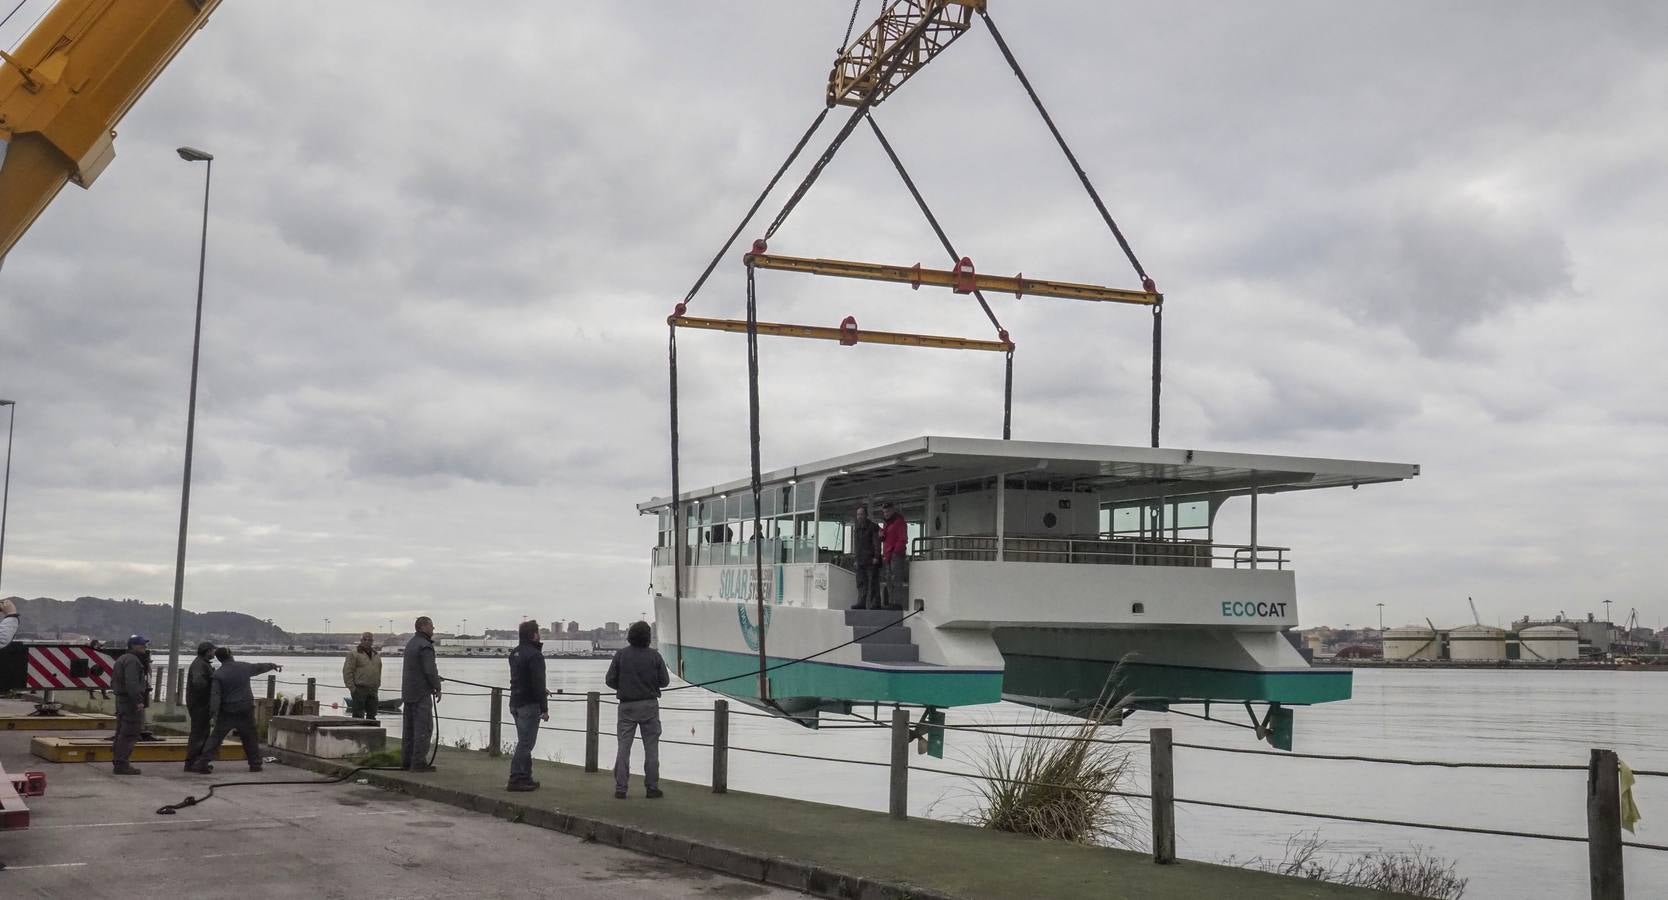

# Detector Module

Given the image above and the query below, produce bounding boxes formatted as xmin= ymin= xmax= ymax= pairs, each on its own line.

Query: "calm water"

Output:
xmin=256 ymin=657 xmax=1665 ymax=899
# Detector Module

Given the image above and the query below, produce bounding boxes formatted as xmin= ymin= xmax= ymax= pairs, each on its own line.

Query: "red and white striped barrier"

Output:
xmin=24 ymin=644 xmax=116 ymax=690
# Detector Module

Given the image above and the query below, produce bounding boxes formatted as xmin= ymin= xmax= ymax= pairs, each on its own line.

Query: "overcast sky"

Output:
xmin=0 ymin=1 xmax=1663 ymax=635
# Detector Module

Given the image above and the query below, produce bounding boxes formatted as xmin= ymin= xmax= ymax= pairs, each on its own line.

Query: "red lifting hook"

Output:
xmin=953 ymin=256 xmax=976 ymax=294
xmin=838 ymin=315 xmax=860 ymax=346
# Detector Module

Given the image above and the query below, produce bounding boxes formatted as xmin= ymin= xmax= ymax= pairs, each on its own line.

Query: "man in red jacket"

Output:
xmin=879 ymin=501 xmax=909 ymax=610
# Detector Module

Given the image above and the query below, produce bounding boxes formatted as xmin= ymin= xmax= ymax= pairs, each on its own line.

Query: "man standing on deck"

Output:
xmin=343 ymin=632 xmax=383 ymax=723
xmin=506 ymin=620 xmax=548 ymax=792
xmin=852 ymin=504 xmax=881 ymax=610
xmin=109 ymin=635 xmax=151 ymax=775
xmin=0 ymin=598 xmax=17 ymax=648
xmin=194 ymin=648 xmax=280 ymax=773
xmin=879 ymin=501 xmax=909 ymax=610
xmin=401 ymin=616 xmax=442 ymax=772
xmin=182 ymin=641 xmax=217 ymax=773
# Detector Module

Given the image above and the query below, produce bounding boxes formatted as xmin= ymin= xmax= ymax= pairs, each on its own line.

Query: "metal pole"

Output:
xmin=0 ymin=400 xmax=14 ymax=594
xmin=1249 ymin=487 xmax=1259 ymax=570
xmin=889 ymin=707 xmax=909 ymax=820
xmin=1587 ymin=748 xmax=1624 ymax=900
xmin=584 ymin=691 xmax=600 ymax=772
xmin=164 ymin=156 xmax=211 ymax=716
xmin=712 ymin=699 xmax=729 ymax=794
xmin=266 ymin=674 xmax=275 ymax=700
xmin=306 ymin=677 xmax=316 ymax=703
xmin=1150 ymin=304 xmax=1162 ymax=448
xmin=488 ymin=687 xmax=503 ymax=758
xmin=1150 ymin=727 xmax=1176 ymax=864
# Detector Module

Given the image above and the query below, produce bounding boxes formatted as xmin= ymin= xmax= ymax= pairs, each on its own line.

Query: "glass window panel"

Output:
xmin=698 ymin=501 xmax=714 ymax=526
xmin=740 ymin=491 xmax=756 ymax=520
xmin=795 ymin=482 xmax=814 ymax=513
xmin=1112 ymin=506 xmax=1141 ymax=534
xmin=817 ymin=519 xmax=844 ymax=552
xmin=1178 ymin=500 xmax=1209 ymax=530
xmin=761 ymin=489 xmax=779 ymax=518
xmin=724 ymin=495 xmax=740 ymax=522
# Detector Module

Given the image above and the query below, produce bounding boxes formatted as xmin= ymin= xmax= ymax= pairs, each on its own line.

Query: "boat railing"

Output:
xmin=910 ymin=534 xmax=1290 ymax=570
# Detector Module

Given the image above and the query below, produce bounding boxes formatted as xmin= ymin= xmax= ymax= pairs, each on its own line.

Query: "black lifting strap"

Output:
xmin=744 ymin=262 xmax=768 ymax=700
xmin=667 ymin=324 xmax=683 ymax=672
xmin=867 ymin=113 xmax=1014 ymax=439
xmin=763 ymin=10 xmax=942 ymax=242
xmin=979 ymin=6 xmax=1149 ymax=285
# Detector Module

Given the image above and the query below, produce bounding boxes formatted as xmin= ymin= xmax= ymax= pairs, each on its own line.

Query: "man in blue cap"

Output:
xmin=110 ymin=634 xmax=152 ymax=775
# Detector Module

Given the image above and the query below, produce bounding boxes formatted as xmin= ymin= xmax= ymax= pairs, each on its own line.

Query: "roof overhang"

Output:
xmin=637 ymin=436 xmax=1419 ymax=513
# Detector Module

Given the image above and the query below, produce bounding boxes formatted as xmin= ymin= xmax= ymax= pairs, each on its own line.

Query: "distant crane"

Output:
xmin=1467 ymin=596 xmax=1481 ymax=626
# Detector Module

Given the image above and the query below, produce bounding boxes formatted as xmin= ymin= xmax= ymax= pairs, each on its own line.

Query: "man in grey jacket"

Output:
xmin=182 ymin=641 xmax=217 ymax=773
xmin=0 ymin=598 xmax=18 ymax=648
xmin=605 ymin=621 xmax=669 ymax=799
xmin=194 ymin=648 xmax=281 ymax=773
xmin=109 ymin=635 xmax=152 ymax=775
xmin=401 ymin=616 xmax=442 ymax=772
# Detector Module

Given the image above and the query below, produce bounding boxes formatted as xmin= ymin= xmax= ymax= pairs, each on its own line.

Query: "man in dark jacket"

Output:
xmin=194 ymin=648 xmax=280 ymax=773
xmin=401 ymin=616 xmax=442 ymax=772
xmin=605 ymin=621 xmax=669 ymax=799
xmin=851 ymin=504 xmax=881 ymax=609
xmin=505 ymin=620 xmax=548 ymax=791
xmin=109 ymin=634 xmax=152 ymax=775
xmin=182 ymin=641 xmax=217 ymax=773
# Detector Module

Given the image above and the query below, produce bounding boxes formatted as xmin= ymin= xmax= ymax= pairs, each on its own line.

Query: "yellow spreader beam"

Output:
xmin=0 ymin=0 xmax=223 ymax=262
xmin=746 ymin=252 xmax=1161 ymax=306
xmin=670 ymin=315 xmax=1011 ymax=353
xmin=31 ymin=735 xmax=245 ymax=764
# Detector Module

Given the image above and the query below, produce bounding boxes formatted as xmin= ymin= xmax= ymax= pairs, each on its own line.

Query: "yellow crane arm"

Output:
xmin=827 ymin=0 xmax=982 ymax=108
xmin=0 ymin=0 xmax=222 ymax=262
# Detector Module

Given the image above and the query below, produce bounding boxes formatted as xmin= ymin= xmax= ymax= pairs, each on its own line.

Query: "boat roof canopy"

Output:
xmin=637 ymin=436 xmax=1419 ymax=512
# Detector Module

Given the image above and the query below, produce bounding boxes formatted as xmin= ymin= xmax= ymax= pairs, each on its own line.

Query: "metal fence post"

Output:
xmin=585 ymin=691 xmax=600 ymax=773
xmin=306 ymin=677 xmax=316 ymax=703
xmin=1151 ymin=727 xmax=1176 ymax=864
xmin=1588 ymin=748 xmax=1624 ymax=900
xmin=266 ymin=674 xmax=276 ymax=700
xmin=712 ymin=699 xmax=729 ymax=794
xmin=889 ymin=707 xmax=909 ymax=820
xmin=153 ymin=665 xmax=164 ymax=702
xmin=489 ymin=687 xmax=504 ymax=758
xmin=174 ymin=677 xmax=184 ymax=707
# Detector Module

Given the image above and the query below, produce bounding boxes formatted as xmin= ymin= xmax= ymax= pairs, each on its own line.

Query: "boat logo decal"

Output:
xmin=1222 ymin=601 xmax=1289 ymax=618
xmin=738 ymin=603 xmax=771 ymax=650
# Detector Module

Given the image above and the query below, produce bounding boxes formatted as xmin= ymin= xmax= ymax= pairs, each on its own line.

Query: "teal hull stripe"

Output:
xmin=670 ymin=644 xmax=1004 ymax=708
xmin=1001 ymin=653 xmax=1352 ymax=706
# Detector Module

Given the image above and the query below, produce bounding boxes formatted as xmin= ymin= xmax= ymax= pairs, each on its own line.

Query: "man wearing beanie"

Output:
xmin=183 ymin=640 xmax=217 ymax=773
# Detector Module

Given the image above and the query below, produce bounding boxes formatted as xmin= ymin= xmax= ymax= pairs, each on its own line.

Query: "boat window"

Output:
xmin=794 ymin=482 xmax=814 ymax=513
xmin=817 ymin=519 xmax=845 ymax=554
xmin=699 ymin=500 xmax=715 ymax=526
xmin=760 ymin=488 xmax=779 ymax=518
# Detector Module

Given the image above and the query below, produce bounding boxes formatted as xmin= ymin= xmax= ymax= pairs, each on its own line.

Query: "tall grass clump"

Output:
xmin=963 ymin=688 xmax=1138 ymax=847
xmin=1228 ymin=831 xmax=1468 ymax=899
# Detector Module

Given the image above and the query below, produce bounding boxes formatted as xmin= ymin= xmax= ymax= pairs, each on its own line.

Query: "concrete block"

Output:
xmin=267 ymin=715 xmax=385 ymax=759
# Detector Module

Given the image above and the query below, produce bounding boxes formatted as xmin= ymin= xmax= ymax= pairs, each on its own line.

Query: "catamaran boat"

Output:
xmin=639 ymin=435 xmax=1416 ymax=748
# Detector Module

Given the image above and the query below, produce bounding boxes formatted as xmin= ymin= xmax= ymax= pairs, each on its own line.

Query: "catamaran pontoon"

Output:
xmin=640 ymin=436 xmax=1416 ymax=749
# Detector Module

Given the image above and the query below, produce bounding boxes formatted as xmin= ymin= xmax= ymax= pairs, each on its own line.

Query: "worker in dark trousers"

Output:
xmin=606 ymin=621 xmax=669 ymax=799
xmin=852 ymin=504 xmax=881 ymax=609
xmin=194 ymin=648 xmax=280 ymax=773
xmin=109 ymin=634 xmax=152 ymax=775
xmin=506 ymin=620 xmax=548 ymax=791
xmin=401 ymin=616 xmax=442 ymax=772
xmin=182 ymin=641 xmax=217 ymax=773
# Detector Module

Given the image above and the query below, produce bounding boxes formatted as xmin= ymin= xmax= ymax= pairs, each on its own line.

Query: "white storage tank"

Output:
xmin=1384 ymin=626 xmax=1440 ymax=661
xmin=1448 ymin=624 xmax=1508 ymax=661
xmin=1518 ymin=625 xmax=1579 ymax=661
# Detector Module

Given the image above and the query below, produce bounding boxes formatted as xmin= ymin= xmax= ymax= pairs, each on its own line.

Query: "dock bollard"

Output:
xmin=584 ymin=691 xmax=600 ymax=773
xmin=1588 ymin=748 xmax=1624 ymax=900
xmin=712 ymin=699 xmax=729 ymax=794
xmin=306 ymin=678 xmax=316 ymax=703
xmin=1150 ymin=727 xmax=1176 ymax=865
xmin=488 ymin=687 xmax=503 ymax=758
xmin=889 ymin=707 xmax=909 ymax=820
xmin=266 ymin=674 xmax=276 ymax=700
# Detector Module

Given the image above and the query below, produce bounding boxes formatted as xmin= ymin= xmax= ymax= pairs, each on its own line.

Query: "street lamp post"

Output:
xmin=0 ymin=399 xmax=14 ymax=595
xmin=164 ymin=146 xmax=213 ymax=716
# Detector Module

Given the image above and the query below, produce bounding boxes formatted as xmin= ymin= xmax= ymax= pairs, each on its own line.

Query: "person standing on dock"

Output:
xmin=343 ymin=632 xmax=383 ymax=723
xmin=606 ymin=621 xmax=668 ymax=800
xmin=879 ymin=501 xmax=909 ymax=610
xmin=194 ymin=648 xmax=281 ymax=773
xmin=506 ymin=619 xmax=548 ymax=792
xmin=401 ymin=616 xmax=442 ymax=772
xmin=109 ymin=634 xmax=151 ymax=775
xmin=852 ymin=504 xmax=881 ymax=610
xmin=182 ymin=641 xmax=217 ymax=773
